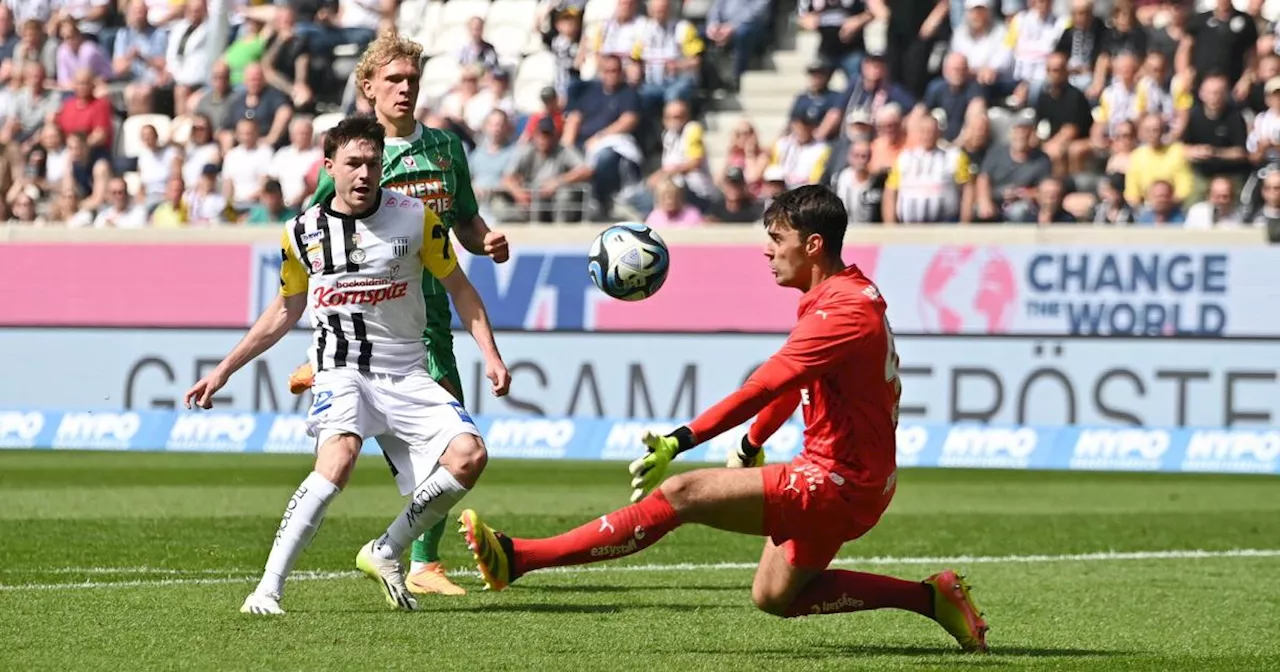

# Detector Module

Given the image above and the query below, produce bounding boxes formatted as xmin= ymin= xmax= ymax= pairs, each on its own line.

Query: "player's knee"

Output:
xmin=442 ymin=433 xmax=487 ymax=486
xmin=750 ymin=583 xmax=791 ymax=617
xmin=314 ymin=433 xmax=361 ymax=487
xmin=657 ymin=472 xmax=697 ymax=512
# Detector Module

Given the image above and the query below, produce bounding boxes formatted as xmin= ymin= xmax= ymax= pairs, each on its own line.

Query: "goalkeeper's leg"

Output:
xmin=461 ymin=467 xmax=766 ymax=590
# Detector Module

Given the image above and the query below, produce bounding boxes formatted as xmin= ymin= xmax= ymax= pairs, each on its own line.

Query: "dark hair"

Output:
xmin=263 ymin=178 xmax=283 ymax=195
xmin=762 ymin=185 xmax=847 ymax=261
xmin=323 ymin=114 xmax=385 ymax=159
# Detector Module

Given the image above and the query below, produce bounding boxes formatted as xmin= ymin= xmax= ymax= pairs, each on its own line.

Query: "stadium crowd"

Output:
xmin=0 ymin=0 xmax=1277 ymax=237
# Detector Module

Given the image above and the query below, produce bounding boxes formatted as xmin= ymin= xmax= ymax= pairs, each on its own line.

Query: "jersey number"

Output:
xmin=883 ymin=316 xmax=902 ymax=427
xmin=432 ymin=224 xmax=451 ymax=260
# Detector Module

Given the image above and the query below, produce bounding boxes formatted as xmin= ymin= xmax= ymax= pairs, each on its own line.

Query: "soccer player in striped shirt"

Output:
xmin=292 ymin=32 xmax=510 ymax=597
xmin=459 ymin=186 xmax=988 ymax=652
xmin=186 ymin=115 xmax=510 ymax=615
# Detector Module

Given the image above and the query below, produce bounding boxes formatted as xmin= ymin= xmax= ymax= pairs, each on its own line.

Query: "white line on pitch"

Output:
xmin=2 ymin=548 xmax=1277 ymax=592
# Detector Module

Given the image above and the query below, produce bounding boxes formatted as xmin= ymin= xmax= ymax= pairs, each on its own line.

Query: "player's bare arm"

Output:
xmin=438 ymin=266 xmax=510 ymax=397
xmin=454 ymin=214 xmax=510 ymax=263
xmin=184 ymin=292 xmax=307 ymax=409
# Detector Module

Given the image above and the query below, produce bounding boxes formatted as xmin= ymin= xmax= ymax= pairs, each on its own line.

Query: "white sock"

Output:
xmin=410 ymin=561 xmax=428 ymax=574
xmin=373 ymin=467 xmax=468 ymax=560
xmin=256 ymin=472 xmax=341 ymax=597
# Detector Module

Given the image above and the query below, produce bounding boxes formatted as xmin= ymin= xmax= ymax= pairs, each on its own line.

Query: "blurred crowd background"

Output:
xmin=1 ymin=0 xmax=1279 ymax=236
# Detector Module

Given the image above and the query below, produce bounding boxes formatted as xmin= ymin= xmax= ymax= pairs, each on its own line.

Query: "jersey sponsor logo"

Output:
xmin=402 ymin=156 xmax=417 ymax=169
xmin=312 ymin=281 xmax=410 ymax=308
xmin=485 ymin=418 xmax=575 ymax=459
xmin=53 ymin=412 xmax=141 ymax=450
xmin=1181 ymin=430 xmax=1280 ymax=474
xmin=385 ymin=179 xmax=453 ymax=214
xmin=939 ymin=426 xmax=1038 ymax=469
xmin=0 ymin=411 xmax=44 ymax=448
xmin=1069 ymin=429 xmax=1170 ymax=471
xmin=301 ymin=230 xmax=325 ymax=244
xmin=263 ymin=415 xmax=313 ymax=453
xmin=167 ymin=413 xmax=256 ymax=452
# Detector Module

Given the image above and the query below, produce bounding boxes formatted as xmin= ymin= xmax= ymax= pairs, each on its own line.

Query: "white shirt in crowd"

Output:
xmin=222 ymin=143 xmax=274 ymax=205
xmin=182 ymin=142 xmax=221 ymax=187
xmin=270 ymin=145 xmax=323 ymax=207
xmin=950 ymin=21 xmax=1013 ymax=75
xmin=165 ymin=17 xmax=212 ymax=87
xmin=138 ymin=145 xmax=179 ymax=203
xmin=91 ymin=203 xmax=149 ymax=229
xmin=1184 ymin=203 xmax=1246 ymax=229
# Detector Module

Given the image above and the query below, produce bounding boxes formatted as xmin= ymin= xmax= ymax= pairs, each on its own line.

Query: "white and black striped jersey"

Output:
xmin=280 ymin=189 xmax=457 ymax=375
xmin=885 ymin=146 xmax=971 ymax=223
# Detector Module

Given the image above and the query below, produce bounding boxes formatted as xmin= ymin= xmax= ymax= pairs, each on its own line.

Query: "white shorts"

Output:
xmin=307 ymin=368 xmax=481 ymax=495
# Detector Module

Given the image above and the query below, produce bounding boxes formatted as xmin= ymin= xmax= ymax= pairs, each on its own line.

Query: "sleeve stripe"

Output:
xmin=292 ymin=213 xmax=311 ymax=270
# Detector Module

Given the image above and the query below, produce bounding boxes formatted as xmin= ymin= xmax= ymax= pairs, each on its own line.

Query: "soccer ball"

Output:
xmin=588 ymin=222 xmax=670 ymax=301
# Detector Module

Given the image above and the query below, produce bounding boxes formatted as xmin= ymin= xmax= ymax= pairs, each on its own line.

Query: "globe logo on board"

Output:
xmin=918 ymin=246 xmax=1017 ymax=333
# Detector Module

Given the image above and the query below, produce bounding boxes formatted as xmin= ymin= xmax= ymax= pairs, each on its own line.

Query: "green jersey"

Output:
xmin=309 ymin=124 xmax=478 ymax=392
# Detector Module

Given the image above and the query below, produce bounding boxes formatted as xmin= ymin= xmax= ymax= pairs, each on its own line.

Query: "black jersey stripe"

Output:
xmin=327 ymin=314 xmax=349 ymax=368
xmin=350 ymin=313 xmax=373 ymax=372
xmin=318 ymin=212 xmax=336 ymax=275
xmin=315 ymin=326 xmax=328 ymax=372
xmin=342 ymin=217 xmax=360 ymax=272
xmin=292 ymin=214 xmax=310 ymax=270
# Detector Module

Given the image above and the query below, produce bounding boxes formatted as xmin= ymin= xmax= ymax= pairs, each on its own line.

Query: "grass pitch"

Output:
xmin=1 ymin=451 xmax=1278 ymax=671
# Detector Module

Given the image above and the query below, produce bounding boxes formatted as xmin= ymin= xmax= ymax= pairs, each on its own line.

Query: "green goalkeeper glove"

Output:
xmin=628 ymin=429 xmax=688 ymax=503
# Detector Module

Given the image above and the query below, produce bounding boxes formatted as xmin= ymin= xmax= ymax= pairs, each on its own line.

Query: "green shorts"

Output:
xmin=424 ymin=340 xmax=463 ymax=406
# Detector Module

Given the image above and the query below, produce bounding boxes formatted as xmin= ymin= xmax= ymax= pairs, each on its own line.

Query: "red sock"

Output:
xmin=513 ymin=490 xmax=681 ymax=575
xmin=784 ymin=570 xmax=933 ymax=618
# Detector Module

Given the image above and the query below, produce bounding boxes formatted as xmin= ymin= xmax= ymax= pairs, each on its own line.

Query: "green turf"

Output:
xmin=1 ymin=451 xmax=1278 ymax=671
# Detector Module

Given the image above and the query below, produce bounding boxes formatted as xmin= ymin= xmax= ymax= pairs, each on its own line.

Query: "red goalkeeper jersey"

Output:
xmin=688 ymin=265 xmax=901 ymax=488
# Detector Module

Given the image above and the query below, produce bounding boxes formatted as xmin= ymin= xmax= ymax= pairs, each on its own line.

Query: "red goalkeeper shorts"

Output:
xmin=761 ymin=458 xmax=896 ymax=569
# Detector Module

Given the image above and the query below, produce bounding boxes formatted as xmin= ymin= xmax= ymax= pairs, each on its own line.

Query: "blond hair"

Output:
xmin=354 ymin=31 xmax=424 ymax=102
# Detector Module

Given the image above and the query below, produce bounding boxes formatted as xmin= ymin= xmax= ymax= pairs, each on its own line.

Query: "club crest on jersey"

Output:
xmin=392 ymin=237 xmax=409 ymax=257
xmin=349 ymin=248 xmax=367 ymax=264
xmin=403 ymin=156 xmax=417 ymax=169
xmin=433 ymin=151 xmax=451 ymax=170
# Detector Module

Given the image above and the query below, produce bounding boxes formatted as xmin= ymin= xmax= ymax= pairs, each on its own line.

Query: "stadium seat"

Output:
xmin=312 ymin=112 xmax=345 ymax=138
xmin=681 ymin=0 xmax=713 ymax=19
xmin=168 ymin=115 xmax=194 ymax=146
xmin=514 ymin=51 xmax=555 ymax=112
xmin=486 ymin=23 xmax=532 ymax=62
xmin=406 ymin=1 xmax=444 ymax=53
xmin=987 ymin=107 xmax=1013 ymax=143
xmin=120 ymin=114 xmax=172 ymax=158
xmin=487 ymin=0 xmax=537 ymax=31
xmin=420 ymin=56 xmax=463 ymax=102
xmin=584 ymin=0 xmax=617 ymax=25
xmin=440 ymin=0 xmax=491 ymax=29
xmin=122 ymin=171 xmax=142 ymax=198
xmin=397 ymin=0 xmax=430 ymax=35
xmin=433 ymin=27 xmax=473 ymax=61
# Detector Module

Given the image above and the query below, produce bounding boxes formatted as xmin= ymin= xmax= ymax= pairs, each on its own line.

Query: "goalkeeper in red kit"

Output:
xmin=459 ymin=185 xmax=988 ymax=652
